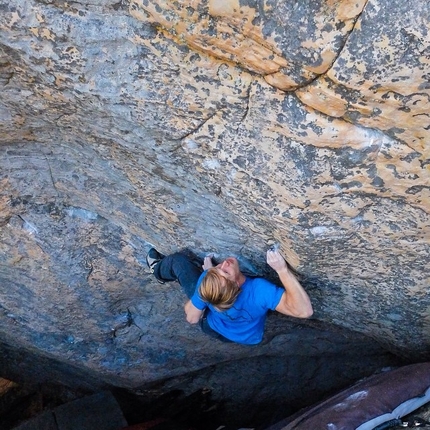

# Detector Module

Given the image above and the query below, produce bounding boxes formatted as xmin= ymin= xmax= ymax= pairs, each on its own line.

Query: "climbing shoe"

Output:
xmin=146 ymin=248 xmax=165 ymax=283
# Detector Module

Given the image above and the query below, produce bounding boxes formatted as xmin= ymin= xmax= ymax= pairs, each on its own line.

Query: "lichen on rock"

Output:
xmin=0 ymin=0 xmax=429 ymax=424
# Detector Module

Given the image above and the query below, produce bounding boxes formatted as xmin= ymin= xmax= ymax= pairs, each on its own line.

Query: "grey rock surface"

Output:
xmin=0 ymin=0 xmax=428 ymax=426
xmin=13 ymin=412 xmax=58 ymax=430
xmin=12 ymin=392 xmax=127 ymax=430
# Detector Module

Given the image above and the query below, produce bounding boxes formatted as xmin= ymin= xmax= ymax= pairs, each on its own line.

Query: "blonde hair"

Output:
xmin=199 ymin=268 xmax=241 ymax=310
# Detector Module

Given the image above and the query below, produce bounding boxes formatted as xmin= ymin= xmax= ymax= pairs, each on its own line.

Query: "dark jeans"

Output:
xmin=153 ymin=252 xmax=231 ymax=343
xmin=153 ymin=252 xmax=202 ymax=299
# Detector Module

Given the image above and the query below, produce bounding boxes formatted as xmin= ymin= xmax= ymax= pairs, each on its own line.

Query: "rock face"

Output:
xmin=0 ymin=0 xmax=429 ymax=425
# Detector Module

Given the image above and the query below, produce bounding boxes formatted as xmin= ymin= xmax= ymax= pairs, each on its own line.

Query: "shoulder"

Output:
xmin=242 ymin=277 xmax=284 ymax=309
xmin=245 ymin=277 xmax=277 ymax=289
xmin=243 ymin=277 xmax=281 ymax=298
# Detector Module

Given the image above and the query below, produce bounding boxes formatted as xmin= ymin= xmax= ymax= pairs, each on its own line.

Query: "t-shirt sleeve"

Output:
xmin=190 ymin=270 xmax=208 ymax=311
xmin=255 ymin=278 xmax=284 ymax=310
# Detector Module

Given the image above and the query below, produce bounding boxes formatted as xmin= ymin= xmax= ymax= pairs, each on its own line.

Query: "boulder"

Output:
xmin=0 ymin=0 xmax=428 ymax=425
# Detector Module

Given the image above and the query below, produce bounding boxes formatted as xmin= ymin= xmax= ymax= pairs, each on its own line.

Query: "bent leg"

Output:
xmin=153 ymin=252 xmax=202 ymax=298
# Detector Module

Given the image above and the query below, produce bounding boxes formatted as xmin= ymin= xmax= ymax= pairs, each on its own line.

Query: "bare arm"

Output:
xmin=184 ymin=255 xmax=213 ymax=324
xmin=184 ymin=300 xmax=204 ymax=324
xmin=267 ymin=249 xmax=313 ymax=319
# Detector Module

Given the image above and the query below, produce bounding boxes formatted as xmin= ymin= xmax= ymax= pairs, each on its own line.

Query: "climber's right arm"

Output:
xmin=184 ymin=300 xmax=204 ymax=324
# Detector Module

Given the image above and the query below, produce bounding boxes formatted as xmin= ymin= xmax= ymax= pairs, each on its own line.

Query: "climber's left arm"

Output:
xmin=267 ymin=249 xmax=313 ymax=319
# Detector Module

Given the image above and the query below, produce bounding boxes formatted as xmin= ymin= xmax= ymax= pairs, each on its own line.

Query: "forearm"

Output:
xmin=184 ymin=300 xmax=204 ymax=324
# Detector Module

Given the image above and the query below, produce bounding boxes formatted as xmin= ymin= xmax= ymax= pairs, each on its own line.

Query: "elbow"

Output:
xmin=276 ymin=301 xmax=314 ymax=319
xmin=298 ymin=304 xmax=314 ymax=319
xmin=186 ymin=315 xmax=200 ymax=324
xmin=302 ymin=309 xmax=314 ymax=319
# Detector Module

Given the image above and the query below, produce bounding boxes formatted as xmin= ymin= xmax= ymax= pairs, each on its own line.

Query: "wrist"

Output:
xmin=276 ymin=267 xmax=290 ymax=275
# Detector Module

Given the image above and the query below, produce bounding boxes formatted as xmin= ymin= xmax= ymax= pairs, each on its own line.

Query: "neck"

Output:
xmin=236 ymin=273 xmax=246 ymax=287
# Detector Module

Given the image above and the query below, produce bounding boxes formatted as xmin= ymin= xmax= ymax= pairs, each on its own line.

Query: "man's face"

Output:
xmin=214 ymin=257 xmax=241 ymax=284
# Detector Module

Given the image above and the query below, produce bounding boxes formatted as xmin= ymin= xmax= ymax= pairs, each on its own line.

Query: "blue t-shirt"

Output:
xmin=191 ymin=272 xmax=284 ymax=345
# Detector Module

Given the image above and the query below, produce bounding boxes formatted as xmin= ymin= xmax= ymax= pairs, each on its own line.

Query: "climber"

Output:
xmin=146 ymin=247 xmax=313 ymax=345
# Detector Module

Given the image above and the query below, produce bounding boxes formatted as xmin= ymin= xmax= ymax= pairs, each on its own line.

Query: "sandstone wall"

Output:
xmin=0 ymin=0 xmax=428 ymax=405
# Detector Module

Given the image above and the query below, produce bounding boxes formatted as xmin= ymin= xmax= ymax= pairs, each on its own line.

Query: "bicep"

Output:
xmin=275 ymin=292 xmax=294 ymax=316
xmin=275 ymin=291 xmax=313 ymax=318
